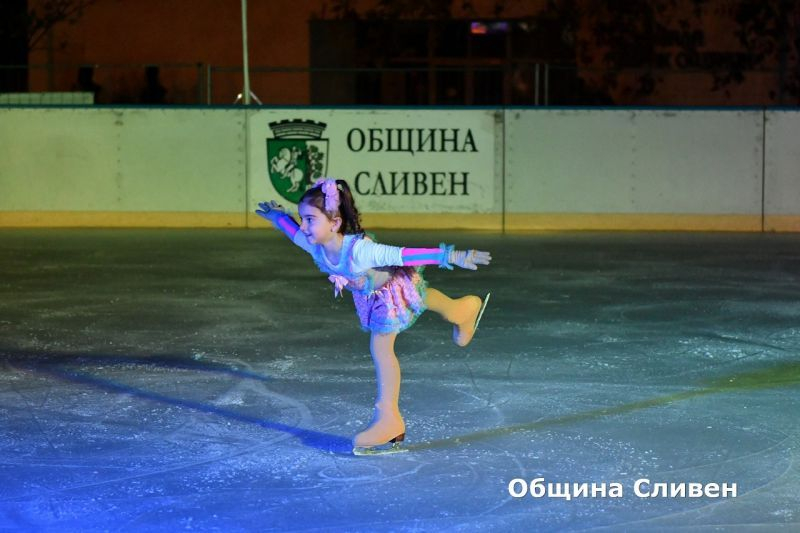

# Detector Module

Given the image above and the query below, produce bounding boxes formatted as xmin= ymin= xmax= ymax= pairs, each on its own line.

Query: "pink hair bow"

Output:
xmin=314 ymin=178 xmax=340 ymax=213
xmin=328 ymin=274 xmax=348 ymax=297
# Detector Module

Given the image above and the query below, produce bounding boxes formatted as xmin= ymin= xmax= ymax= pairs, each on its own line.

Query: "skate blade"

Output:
xmin=352 ymin=442 xmax=408 ymax=456
xmin=474 ymin=292 xmax=491 ymax=332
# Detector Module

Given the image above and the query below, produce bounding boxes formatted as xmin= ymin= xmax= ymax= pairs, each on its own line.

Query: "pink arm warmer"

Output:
xmin=274 ymin=214 xmax=299 ymax=240
xmin=401 ymin=243 xmax=454 ymax=269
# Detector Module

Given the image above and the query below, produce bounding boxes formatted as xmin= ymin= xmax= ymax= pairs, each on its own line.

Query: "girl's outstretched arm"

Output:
xmin=255 ymin=200 xmax=299 ymax=240
xmin=353 ymin=240 xmax=491 ymax=271
xmin=402 ymin=244 xmax=491 ymax=270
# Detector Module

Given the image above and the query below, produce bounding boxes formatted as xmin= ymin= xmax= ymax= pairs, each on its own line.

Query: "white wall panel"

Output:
xmin=505 ymin=109 xmax=763 ymax=215
xmin=0 ymin=108 xmax=119 ymax=210
xmin=0 ymin=108 xmax=245 ymax=212
xmin=116 ymin=109 xmax=245 ymax=211
xmin=765 ymin=110 xmax=800 ymax=216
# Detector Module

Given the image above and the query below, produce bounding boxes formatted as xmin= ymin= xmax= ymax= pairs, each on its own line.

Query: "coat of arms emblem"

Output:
xmin=266 ymin=119 xmax=328 ymax=204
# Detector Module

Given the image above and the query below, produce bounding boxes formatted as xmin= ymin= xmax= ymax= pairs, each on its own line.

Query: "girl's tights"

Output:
xmin=353 ymin=287 xmax=484 ymax=448
xmin=353 ymin=332 xmax=405 ymax=448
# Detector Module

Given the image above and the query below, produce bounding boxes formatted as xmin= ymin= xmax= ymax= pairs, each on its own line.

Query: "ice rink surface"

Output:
xmin=1 ymin=228 xmax=799 ymax=531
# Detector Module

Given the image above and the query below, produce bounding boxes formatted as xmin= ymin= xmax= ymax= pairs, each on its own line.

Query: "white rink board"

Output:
xmin=0 ymin=108 xmax=245 ymax=212
xmin=505 ymin=109 xmax=763 ymax=215
xmin=0 ymin=108 xmax=118 ymax=211
xmin=765 ymin=110 xmax=800 ymax=216
xmin=4 ymin=106 xmax=800 ymax=230
xmin=247 ymin=108 xmax=498 ymax=213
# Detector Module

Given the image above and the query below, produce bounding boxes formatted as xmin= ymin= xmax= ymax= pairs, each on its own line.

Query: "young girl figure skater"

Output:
xmin=256 ymin=178 xmax=491 ymax=454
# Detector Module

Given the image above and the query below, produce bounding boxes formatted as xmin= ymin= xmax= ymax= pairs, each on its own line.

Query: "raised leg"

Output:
xmin=424 ymin=287 xmax=485 ymax=347
xmin=352 ymin=332 xmax=406 ymax=449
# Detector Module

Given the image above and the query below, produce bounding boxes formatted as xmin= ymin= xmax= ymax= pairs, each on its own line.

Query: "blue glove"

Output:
xmin=256 ymin=200 xmax=299 ymax=240
xmin=255 ymin=200 xmax=287 ymax=224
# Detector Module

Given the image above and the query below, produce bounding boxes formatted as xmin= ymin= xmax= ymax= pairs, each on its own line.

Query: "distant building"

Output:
xmin=24 ymin=0 xmax=798 ymax=106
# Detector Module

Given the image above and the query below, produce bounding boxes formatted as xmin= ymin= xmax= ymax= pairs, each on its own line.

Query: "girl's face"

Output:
xmin=298 ymin=202 xmax=341 ymax=245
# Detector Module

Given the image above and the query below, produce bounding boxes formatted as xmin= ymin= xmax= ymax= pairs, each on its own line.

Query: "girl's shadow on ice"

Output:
xmin=2 ymin=350 xmax=354 ymax=454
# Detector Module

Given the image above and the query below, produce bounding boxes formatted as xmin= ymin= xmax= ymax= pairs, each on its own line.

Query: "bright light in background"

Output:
xmin=470 ymin=22 xmax=488 ymax=35
xmin=470 ymin=21 xmax=509 ymax=35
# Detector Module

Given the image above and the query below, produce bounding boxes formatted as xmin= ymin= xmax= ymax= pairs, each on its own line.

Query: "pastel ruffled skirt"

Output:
xmin=352 ymin=267 xmax=427 ymax=334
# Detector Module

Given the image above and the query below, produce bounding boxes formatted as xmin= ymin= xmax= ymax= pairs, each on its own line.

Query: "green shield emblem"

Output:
xmin=266 ymin=120 xmax=328 ymax=204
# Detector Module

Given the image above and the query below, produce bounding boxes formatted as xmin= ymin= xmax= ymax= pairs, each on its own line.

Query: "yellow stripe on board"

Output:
xmin=764 ymin=216 xmax=800 ymax=232
xmin=246 ymin=212 xmax=503 ymax=230
xmin=505 ymin=213 xmax=763 ymax=232
xmin=359 ymin=213 xmax=502 ymax=230
xmin=0 ymin=211 xmax=786 ymax=232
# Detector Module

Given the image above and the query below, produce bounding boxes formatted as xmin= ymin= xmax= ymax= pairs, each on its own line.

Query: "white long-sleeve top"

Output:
xmin=292 ymin=232 xmax=408 ymax=295
xmin=293 ymin=232 xmax=404 ymax=272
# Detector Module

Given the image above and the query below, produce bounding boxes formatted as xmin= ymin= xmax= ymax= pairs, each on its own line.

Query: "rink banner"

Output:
xmin=5 ymin=106 xmax=800 ymax=231
xmin=247 ymin=109 xmax=498 ymax=225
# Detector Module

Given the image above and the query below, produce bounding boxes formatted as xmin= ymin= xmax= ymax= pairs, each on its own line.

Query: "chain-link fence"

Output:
xmin=0 ymin=63 xmax=791 ymax=106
